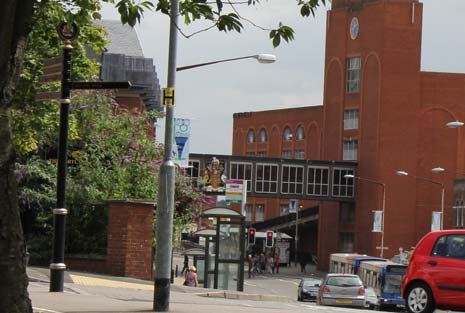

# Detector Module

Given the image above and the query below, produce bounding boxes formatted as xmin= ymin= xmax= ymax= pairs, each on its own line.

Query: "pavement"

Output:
xmin=28 ymin=255 xmax=325 ymax=313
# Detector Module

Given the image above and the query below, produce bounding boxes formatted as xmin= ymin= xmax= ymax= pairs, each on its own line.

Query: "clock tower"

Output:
xmin=318 ymin=0 xmax=423 ymax=259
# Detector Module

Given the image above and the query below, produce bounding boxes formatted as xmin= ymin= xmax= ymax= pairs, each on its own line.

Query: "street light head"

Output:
xmin=396 ymin=170 xmax=409 ymax=176
xmin=255 ymin=54 xmax=276 ymax=64
xmin=344 ymin=174 xmax=355 ymax=179
xmin=446 ymin=121 xmax=464 ymax=128
xmin=432 ymin=167 xmax=445 ymax=173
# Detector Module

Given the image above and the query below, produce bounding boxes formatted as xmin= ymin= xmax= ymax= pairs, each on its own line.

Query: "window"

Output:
xmin=454 ymin=202 xmax=464 ymax=229
xmin=295 ymin=150 xmax=305 ymax=160
xmin=339 ymin=202 xmax=355 ymax=225
xmin=229 ymin=162 xmax=253 ymax=192
xmin=332 ymin=168 xmax=355 ymax=197
xmin=280 ymin=204 xmax=289 ymax=216
xmin=283 ymin=127 xmax=293 ymax=141
xmin=339 ymin=232 xmax=354 ymax=253
xmin=246 ymin=152 xmax=255 ymax=157
xmin=247 ymin=129 xmax=255 ymax=144
xmin=255 ymin=163 xmax=278 ymax=193
xmin=346 ymin=57 xmax=361 ymax=93
xmin=307 ymin=166 xmax=329 ymax=196
xmin=257 ymin=151 xmax=267 ymax=157
xmin=255 ymin=204 xmax=264 ymax=222
xmin=282 ymin=150 xmax=291 ymax=159
xmin=259 ymin=128 xmax=267 ymax=143
xmin=296 ymin=125 xmax=305 ymax=140
xmin=343 ymin=139 xmax=358 ymax=160
xmin=245 ymin=204 xmax=253 ymax=222
xmin=432 ymin=234 xmax=465 ymax=259
xmin=187 ymin=160 xmax=200 ymax=186
xmin=344 ymin=109 xmax=359 ymax=130
xmin=281 ymin=165 xmax=304 ymax=194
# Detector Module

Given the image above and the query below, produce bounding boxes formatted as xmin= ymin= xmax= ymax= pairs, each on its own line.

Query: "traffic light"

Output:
xmin=248 ymin=228 xmax=256 ymax=245
xmin=266 ymin=231 xmax=274 ymax=247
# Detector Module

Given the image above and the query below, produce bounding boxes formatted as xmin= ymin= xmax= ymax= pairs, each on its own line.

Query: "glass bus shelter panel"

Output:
xmin=217 ymin=263 xmax=239 ymax=291
xmin=196 ymin=258 xmax=205 ymax=287
xmin=218 ymin=224 xmax=241 ymax=260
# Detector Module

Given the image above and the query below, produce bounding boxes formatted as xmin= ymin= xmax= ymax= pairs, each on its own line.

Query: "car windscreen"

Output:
xmin=326 ymin=276 xmax=362 ymax=287
xmin=303 ymin=279 xmax=321 ymax=287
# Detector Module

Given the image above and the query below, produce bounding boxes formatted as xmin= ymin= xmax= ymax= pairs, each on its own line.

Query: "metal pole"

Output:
xmin=295 ymin=209 xmax=299 ymax=265
xmin=153 ymin=0 xmax=178 ymax=311
xmin=380 ymin=183 xmax=386 ymax=258
xmin=441 ymin=185 xmax=445 ymax=230
xmin=50 ymin=25 xmax=75 ymax=292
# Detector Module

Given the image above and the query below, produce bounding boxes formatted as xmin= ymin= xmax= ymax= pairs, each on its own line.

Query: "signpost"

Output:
xmin=49 ymin=22 xmax=132 ymax=293
xmin=290 ymin=199 xmax=299 ymax=264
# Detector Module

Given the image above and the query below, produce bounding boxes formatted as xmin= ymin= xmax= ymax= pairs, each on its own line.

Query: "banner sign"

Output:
xmin=289 ymin=199 xmax=298 ymax=213
xmin=431 ymin=211 xmax=442 ymax=231
xmin=226 ymin=179 xmax=246 ymax=204
xmin=173 ymin=118 xmax=191 ymax=168
xmin=372 ymin=210 xmax=383 ymax=233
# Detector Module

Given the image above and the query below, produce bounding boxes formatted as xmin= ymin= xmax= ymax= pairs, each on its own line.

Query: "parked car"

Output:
xmin=317 ymin=273 xmax=366 ymax=308
xmin=297 ymin=277 xmax=322 ymax=301
xmin=402 ymin=230 xmax=465 ymax=313
xmin=364 ymin=287 xmax=379 ymax=310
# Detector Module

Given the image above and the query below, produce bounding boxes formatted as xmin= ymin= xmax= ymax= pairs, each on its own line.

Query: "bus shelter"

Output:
xmin=201 ymin=207 xmax=245 ymax=291
xmin=193 ymin=228 xmax=216 ymax=288
xmin=181 ymin=248 xmax=206 ymax=287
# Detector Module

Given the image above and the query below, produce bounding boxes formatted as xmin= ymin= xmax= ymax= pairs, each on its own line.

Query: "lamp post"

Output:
xmin=344 ymin=174 xmax=386 ymax=257
xmin=176 ymin=54 xmax=276 ymax=71
xmin=154 ymin=3 xmax=276 ymax=307
xmin=396 ymin=170 xmax=445 ymax=230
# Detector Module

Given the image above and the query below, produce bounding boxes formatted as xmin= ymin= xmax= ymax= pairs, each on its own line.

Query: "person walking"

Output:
xmin=273 ymin=254 xmax=280 ymax=274
xmin=183 ymin=265 xmax=199 ymax=287
xmin=181 ymin=255 xmax=189 ymax=275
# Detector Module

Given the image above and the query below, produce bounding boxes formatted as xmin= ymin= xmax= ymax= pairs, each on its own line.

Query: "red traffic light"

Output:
xmin=267 ymin=232 xmax=273 ymax=238
xmin=249 ymin=229 xmax=255 ymax=235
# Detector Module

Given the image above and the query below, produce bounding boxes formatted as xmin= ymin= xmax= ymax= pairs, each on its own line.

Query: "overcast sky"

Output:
xmin=102 ymin=0 xmax=465 ymax=155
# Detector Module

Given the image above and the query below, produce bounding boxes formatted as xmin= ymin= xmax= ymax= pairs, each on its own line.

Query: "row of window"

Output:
xmin=247 ymin=126 xmax=306 ymax=144
xmin=189 ymin=160 xmax=355 ymax=197
xmin=247 ymin=150 xmax=306 ymax=159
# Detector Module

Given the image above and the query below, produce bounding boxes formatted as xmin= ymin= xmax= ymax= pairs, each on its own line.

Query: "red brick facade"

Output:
xmin=232 ymin=0 xmax=465 ymax=269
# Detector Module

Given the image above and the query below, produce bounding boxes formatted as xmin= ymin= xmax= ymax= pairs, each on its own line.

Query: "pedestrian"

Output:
xmin=260 ymin=253 xmax=266 ymax=273
xmin=181 ymin=255 xmax=189 ymax=275
xmin=267 ymin=254 xmax=273 ymax=275
xmin=183 ymin=265 xmax=199 ymax=287
xmin=247 ymin=254 xmax=254 ymax=278
xmin=273 ymin=254 xmax=280 ymax=274
xmin=285 ymin=248 xmax=291 ymax=267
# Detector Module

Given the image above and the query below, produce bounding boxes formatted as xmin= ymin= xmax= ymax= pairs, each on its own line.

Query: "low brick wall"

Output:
xmin=66 ymin=255 xmax=107 ymax=274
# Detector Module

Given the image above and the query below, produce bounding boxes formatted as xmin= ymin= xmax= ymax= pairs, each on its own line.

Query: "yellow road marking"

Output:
xmin=69 ymin=274 xmax=153 ymax=290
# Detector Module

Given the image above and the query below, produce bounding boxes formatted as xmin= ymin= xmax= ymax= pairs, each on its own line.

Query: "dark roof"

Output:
xmin=94 ymin=20 xmax=144 ymax=57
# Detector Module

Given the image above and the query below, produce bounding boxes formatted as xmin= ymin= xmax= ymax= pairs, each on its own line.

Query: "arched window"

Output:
xmin=247 ymin=129 xmax=255 ymax=144
xmin=283 ymin=127 xmax=293 ymax=141
xmin=259 ymin=128 xmax=267 ymax=143
xmin=296 ymin=125 xmax=305 ymax=140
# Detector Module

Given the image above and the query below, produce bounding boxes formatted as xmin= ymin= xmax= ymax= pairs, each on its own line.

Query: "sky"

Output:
xmin=102 ymin=0 xmax=465 ymax=155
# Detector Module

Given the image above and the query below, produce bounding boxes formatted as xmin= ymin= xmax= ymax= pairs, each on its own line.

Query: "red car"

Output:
xmin=402 ymin=230 xmax=465 ymax=313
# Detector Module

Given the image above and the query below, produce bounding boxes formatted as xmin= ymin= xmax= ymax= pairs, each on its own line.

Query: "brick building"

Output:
xmin=232 ymin=0 xmax=465 ymax=270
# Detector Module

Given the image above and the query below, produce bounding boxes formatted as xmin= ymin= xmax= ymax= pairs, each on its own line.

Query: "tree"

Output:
xmin=0 ymin=1 xmax=326 ymax=311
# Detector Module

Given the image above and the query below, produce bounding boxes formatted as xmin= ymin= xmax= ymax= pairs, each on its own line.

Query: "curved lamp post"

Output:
xmin=344 ymin=174 xmax=386 ymax=257
xmin=176 ymin=54 xmax=276 ymax=71
xmin=396 ymin=170 xmax=445 ymax=230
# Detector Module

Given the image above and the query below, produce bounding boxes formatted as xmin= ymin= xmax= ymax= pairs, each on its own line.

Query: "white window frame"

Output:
xmin=295 ymin=150 xmax=305 ymax=160
xmin=283 ymin=127 xmax=292 ymax=141
xmin=259 ymin=128 xmax=267 ymax=143
xmin=281 ymin=164 xmax=304 ymax=195
xmin=280 ymin=204 xmax=289 ymax=216
xmin=255 ymin=163 xmax=279 ymax=193
xmin=307 ymin=166 xmax=330 ymax=196
xmin=255 ymin=204 xmax=264 ymax=222
xmin=247 ymin=129 xmax=255 ymax=144
xmin=296 ymin=125 xmax=305 ymax=141
xmin=257 ymin=151 xmax=267 ymax=157
xmin=245 ymin=204 xmax=253 ymax=222
xmin=346 ymin=57 xmax=361 ymax=94
xmin=281 ymin=150 xmax=292 ymax=159
xmin=343 ymin=139 xmax=358 ymax=161
xmin=344 ymin=109 xmax=359 ymax=130
xmin=332 ymin=167 xmax=355 ymax=198
xmin=187 ymin=160 xmax=201 ymax=185
xmin=229 ymin=161 xmax=253 ymax=192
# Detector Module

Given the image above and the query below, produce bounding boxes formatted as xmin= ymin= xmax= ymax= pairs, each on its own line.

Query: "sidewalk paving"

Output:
xmin=28 ymin=258 xmax=325 ymax=313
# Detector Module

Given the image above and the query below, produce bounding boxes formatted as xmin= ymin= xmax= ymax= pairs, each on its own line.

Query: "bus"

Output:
xmin=329 ymin=253 xmax=363 ymax=274
xmin=351 ymin=256 xmax=386 ymax=274
xmin=358 ymin=260 xmax=406 ymax=310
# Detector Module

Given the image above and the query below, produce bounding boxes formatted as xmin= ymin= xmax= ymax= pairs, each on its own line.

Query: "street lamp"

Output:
xmin=446 ymin=121 xmax=464 ymax=128
xmin=176 ymin=54 xmax=276 ymax=71
xmin=396 ymin=170 xmax=445 ymax=230
xmin=344 ymin=174 xmax=386 ymax=257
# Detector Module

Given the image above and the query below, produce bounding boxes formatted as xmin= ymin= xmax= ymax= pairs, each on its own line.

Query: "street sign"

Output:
xmin=35 ymin=91 xmax=61 ymax=101
xmin=39 ymin=56 xmax=63 ymax=83
xmin=289 ymin=199 xmax=298 ymax=213
xmin=70 ymin=81 xmax=132 ymax=90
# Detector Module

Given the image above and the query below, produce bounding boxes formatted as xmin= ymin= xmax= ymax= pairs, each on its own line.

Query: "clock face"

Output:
xmin=350 ymin=17 xmax=359 ymax=40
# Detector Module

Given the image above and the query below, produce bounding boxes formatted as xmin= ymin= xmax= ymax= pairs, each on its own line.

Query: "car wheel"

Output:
xmin=406 ymin=282 xmax=434 ymax=313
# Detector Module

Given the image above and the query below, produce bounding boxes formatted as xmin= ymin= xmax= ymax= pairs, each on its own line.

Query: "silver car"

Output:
xmin=317 ymin=273 xmax=366 ymax=308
